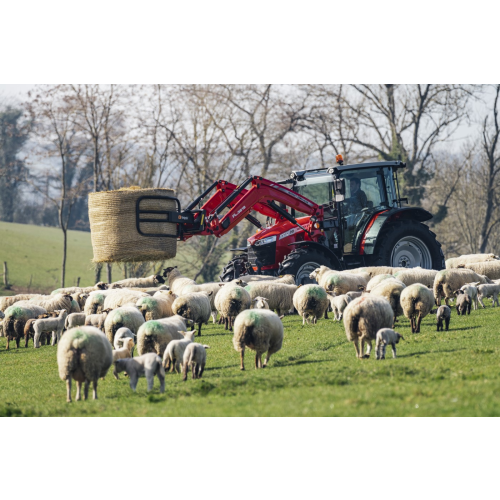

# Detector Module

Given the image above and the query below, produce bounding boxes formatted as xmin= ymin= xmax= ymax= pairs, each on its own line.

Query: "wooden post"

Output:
xmin=27 ymin=274 xmax=33 ymax=292
xmin=107 ymin=263 xmax=112 ymax=284
xmin=76 ymin=277 xmax=81 ymax=287
xmin=3 ymin=262 xmax=11 ymax=290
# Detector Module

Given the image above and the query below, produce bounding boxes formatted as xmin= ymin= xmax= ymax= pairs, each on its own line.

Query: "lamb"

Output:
xmin=433 ymin=269 xmax=488 ymax=306
xmin=24 ymin=312 xmax=58 ymax=347
xmin=244 ymin=282 xmax=297 ymax=317
xmin=322 ymin=272 xmax=367 ymax=295
xmin=103 ymin=289 xmax=149 ymax=310
xmin=343 ymin=296 xmax=394 ymax=359
xmin=232 ymin=309 xmax=284 ymax=370
xmin=182 ymin=343 xmax=210 ymax=381
xmin=104 ymin=306 xmax=145 ymax=345
xmin=114 ymin=353 xmax=165 ymax=393
xmin=110 ymin=274 xmax=166 ymax=288
xmin=112 ymin=338 xmax=135 ymax=379
xmin=327 ymin=293 xmax=352 ymax=321
xmin=215 ymin=282 xmax=252 ymax=330
xmin=33 ymin=309 xmax=68 ymax=347
xmin=163 ymin=330 xmax=196 ymax=372
xmin=57 ymin=326 xmax=113 ymax=402
xmin=252 ymin=296 xmax=270 ymax=309
xmin=0 ymin=294 xmax=43 ymax=312
xmin=460 ymin=261 xmax=500 ymax=280
xmin=65 ymin=312 xmax=86 ymax=330
xmin=393 ymin=268 xmax=438 ymax=288
xmin=346 ymin=291 xmax=363 ymax=300
xmin=436 ymin=305 xmax=451 ymax=331
xmin=400 ymin=283 xmax=435 ymax=333
xmin=445 ymin=253 xmax=498 ymax=269
xmin=3 ymin=303 xmax=47 ymax=349
xmin=136 ymin=315 xmax=188 ymax=356
xmin=459 ymin=284 xmax=479 ymax=310
xmin=172 ymin=291 xmax=212 ymax=337
xmin=369 ymin=279 xmax=406 ymax=323
xmin=113 ymin=327 xmax=136 ymax=350
xmin=293 ymin=284 xmax=329 ymax=325
xmin=476 ymin=283 xmax=500 ymax=308
xmin=163 ymin=267 xmax=197 ymax=295
xmin=365 ymin=274 xmax=394 ymax=292
xmin=85 ymin=309 xmax=112 ymax=330
xmin=28 ymin=294 xmax=73 ymax=314
xmin=455 ymin=291 xmax=472 ymax=315
xmin=375 ymin=328 xmax=405 ymax=360
xmin=136 ymin=292 xmax=177 ymax=321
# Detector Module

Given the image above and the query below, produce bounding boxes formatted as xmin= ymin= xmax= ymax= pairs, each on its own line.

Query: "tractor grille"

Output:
xmin=248 ymin=242 xmax=276 ymax=267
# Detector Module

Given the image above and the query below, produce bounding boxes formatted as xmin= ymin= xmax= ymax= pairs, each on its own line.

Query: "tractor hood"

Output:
xmin=247 ymin=217 xmax=310 ymax=246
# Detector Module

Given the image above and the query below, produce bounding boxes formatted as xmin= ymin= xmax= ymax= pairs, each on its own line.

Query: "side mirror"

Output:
xmin=334 ymin=178 xmax=345 ymax=202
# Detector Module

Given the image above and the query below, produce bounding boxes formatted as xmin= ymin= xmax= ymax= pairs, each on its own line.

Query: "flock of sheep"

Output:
xmin=1 ymin=252 xmax=500 ymax=403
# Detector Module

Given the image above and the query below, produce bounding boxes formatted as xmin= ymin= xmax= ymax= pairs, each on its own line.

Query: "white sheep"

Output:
xmin=136 ymin=315 xmax=188 ymax=356
xmin=113 ymin=327 xmax=136 ymax=350
xmin=400 ymin=283 xmax=435 ymax=333
xmin=433 ymin=269 xmax=488 ymax=306
xmin=114 ymin=353 xmax=166 ymax=393
xmin=182 ymin=343 xmax=210 ymax=381
xmin=322 ymin=272 xmax=368 ymax=295
xmin=252 ymin=296 xmax=270 ymax=309
xmin=171 ymin=291 xmax=212 ymax=337
xmin=84 ymin=290 xmax=114 ymax=315
xmin=393 ymin=267 xmax=438 ymax=288
xmin=293 ymin=284 xmax=329 ymax=325
xmin=127 ymin=285 xmax=169 ymax=295
xmin=215 ymin=282 xmax=251 ymax=330
xmin=33 ymin=309 xmax=68 ymax=347
xmin=369 ymin=279 xmax=406 ymax=322
xmin=244 ymin=282 xmax=297 ymax=316
xmin=29 ymin=293 xmax=73 ymax=314
xmin=0 ymin=294 xmax=43 ymax=312
xmin=445 ymin=253 xmax=498 ymax=269
xmin=459 ymin=284 xmax=479 ymax=310
xmin=354 ymin=266 xmax=399 ymax=278
xmin=112 ymin=338 xmax=135 ymax=379
xmin=3 ymin=303 xmax=47 ymax=350
xmin=327 ymin=293 xmax=352 ymax=321
xmin=162 ymin=267 xmax=197 ymax=295
xmin=163 ymin=330 xmax=196 ymax=372
xmin=84 ymin=309 xmax=112 ymax=331
xmin=375 ymin=328 xmax=405 ymax=360
xmin=460 ymin=261 xmax=500 ymax=280
xmin=103 ymin=289 xmax=149 ymax=310
xmin=57 ymin=326 xmax=113 ymax=402
xmin=233 ymin=309 xmax=284 ymax=370
xmin=309 ymin=266 xmax=340 ymax=288
xmin=179 ymin=282 xmax=221 ymax=323
xmin=436 ymin=305 xmax=451 ymax=331
xmin=51 ymin=282 xmax=108 ymax=295
xmin=365 ymin=274 xmax=394 ymax=292
xmin=110 ymin=274 xmax=166 ymax=288
xmin=104 ymin=306 xmax=145 ymax=345
xmin=65 ymin=312 xmax=86 ymax=330
xmin=343 ymin=295 xmax=394 ymax=359
xmin=476 ymin=283 xmax=500 ymax=308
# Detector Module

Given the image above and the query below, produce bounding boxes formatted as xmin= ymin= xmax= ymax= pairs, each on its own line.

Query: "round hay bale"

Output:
xmin=89 ymin=187 xmax=177 ymax=263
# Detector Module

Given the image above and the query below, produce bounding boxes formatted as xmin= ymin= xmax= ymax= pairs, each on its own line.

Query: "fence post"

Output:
xmin=76 ymin=277 xmax=81 ymax=287
xmin=3 ymin=262 xmax=11 ymax=290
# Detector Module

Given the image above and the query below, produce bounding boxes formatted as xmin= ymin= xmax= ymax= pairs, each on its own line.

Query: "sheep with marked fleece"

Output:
xmin=293 ymin=284 xmax=329 ymax=325
xmin=445 ymin=253 xmax=498 ymax=269
xmin=343 ymin=295 xmax=394 ymax=359
xmin=57 ymin=326 xmax=113 ymax=402
xmin=26 ymin=294 xmax=73 ymax=314
xmin=3 ymin=303 xmax=47 ymax=350
xmin=433 ymin=269 xmax=488 ymax=306
xmin=104 ymin=306 xmax=145 ymax=345
xmin=393 ymin=268 xmax=438 ymax=288
xmin=401 ymin=283 xmax=435 ymax=333
xmin=163 ymin=330 xmax=196 ymax=372
xmin=136 ymin=292 xmax=177 ymax=321
xmin=309 ymin=266 xmax=340 ymax=288
xmin=172 ymin=291 xmax=212 ymax=337
xmin=233 ymin=309 xmax=283 ymax=370
xmin=182 ymin=343 xmax=210 ymax=381
xmin=84 ymin=290 xmax=114 ymax=315
xmin=0 ymin=294 xmax=43 ymax=312
xmin=163 ymin=267 xmax=197 ymax=295
xmin=322 ymin=272 xmax=368 ymax=295
xmin=215 ymin=282 xmax=251 ymax=330
xmin=245 ymin=282 xmax=297 ymax=316
xmin=136 ymin=315 xmax=188 ymax=356
xmin=110 ymin=275 xmax=165 ymax=288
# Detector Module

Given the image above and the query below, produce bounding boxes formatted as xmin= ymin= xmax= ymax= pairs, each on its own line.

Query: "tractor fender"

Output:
xmin=287 ymin=241 xmax=344 ymax=270
xmin=360 ymin=207 xmax=433 ymax=255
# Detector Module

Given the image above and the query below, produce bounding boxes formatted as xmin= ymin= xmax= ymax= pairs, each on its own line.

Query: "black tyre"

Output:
xmin=219 ymin=254 xmax=248 ymax=282
xmin=371 ymin=220 xmax=445 ymax=270
xmin=278 ymin=248 xmax=336 ymax=285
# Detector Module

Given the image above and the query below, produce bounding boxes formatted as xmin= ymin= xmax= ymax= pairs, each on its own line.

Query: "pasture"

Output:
xmin=1 ymin=304 xmax=499 ymax=417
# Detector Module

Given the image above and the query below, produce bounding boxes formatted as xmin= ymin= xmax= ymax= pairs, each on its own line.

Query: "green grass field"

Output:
xmin=1 ymin=303 xmax=499 ymax=417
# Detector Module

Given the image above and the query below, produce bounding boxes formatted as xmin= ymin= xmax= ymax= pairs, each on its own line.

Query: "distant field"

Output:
xmin=0 ymin=221 xmax=197 ymax=295
xmin=1 ymin=306 xmax=499 ymax=417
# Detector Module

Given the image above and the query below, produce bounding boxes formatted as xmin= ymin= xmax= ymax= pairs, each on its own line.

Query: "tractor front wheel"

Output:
xmin=278 ymin=248 xmax=334 ymax=285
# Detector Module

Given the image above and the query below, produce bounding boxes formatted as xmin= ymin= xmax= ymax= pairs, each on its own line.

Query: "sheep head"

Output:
xmin=154 ymin=274 xmax=166 ymax=284
xmin=163 ymin=266 xmax=177 ymax=278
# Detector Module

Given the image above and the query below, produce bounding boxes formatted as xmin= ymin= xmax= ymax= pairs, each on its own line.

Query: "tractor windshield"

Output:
xmin=293 ymin=175 xmax=333 ymax=217
xmin=339 ymin=167 xmax=395 ymax=253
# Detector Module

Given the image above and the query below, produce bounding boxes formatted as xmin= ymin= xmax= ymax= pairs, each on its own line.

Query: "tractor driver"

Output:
xmin=346 ymin=177 xmax=368 ymax=214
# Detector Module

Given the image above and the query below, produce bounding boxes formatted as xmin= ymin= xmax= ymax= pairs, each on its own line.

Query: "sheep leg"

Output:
xmin=353 ymin=340 xmax=360 ymax=359
xmin=76 ymin=381 xmax=82 ymax=401
xmin=445 ymin=318 xmax=450 ymax=331
xmin=479 ymin=296 xmax=486 ymax=308
xmin=129 ymin=374 xmax=138 ymax=392
xmin=416 ymin=313 xmax=423 ymax=333
xmin=364 ymin=341 xmax=372 ymax=359
xmin=66 ymin=378 xmax=72 ymax=403
xmin=211 ymin=311 xmax=217 ymax=324
xmin=192 ymin=363 xmax=197 ymax=379
xmin=146 ymin=371 xmax=154 ymax=392
xmin=92 ymin=379 xmax=98 ymax=400
xmin=224 ymin=317 xmax=228 ymax=330
xmin=158 ymin=373 xmax=165 ymax=394
xmin=324 ymin=309 xmax=328 ymax=320
xmin=51 ymin=332 xmax=57 ymax=346
xmin=15 ymin=336 xmax=20 ymax=349
xmin=84 ymin=380 xmax=90 ymax=401
xmin=240 ymin=349 xmax=245 ymax=370
xmin=391 ymin=343 xmax=397 ymax=359
xmin=182 ymin=362 xmax=188 ymax=382
xmin=197 ymin=322 xmax=202 ymax=337
xmin=264 ymin=352 xmax=271 ymax=367
xmin=198 ymin=364 xmax=204 ymax=379
xmin=359 ymin=339 xmax=365 ymax=359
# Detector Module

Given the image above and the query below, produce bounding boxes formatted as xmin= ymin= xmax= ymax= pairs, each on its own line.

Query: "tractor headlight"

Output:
xmin=254 ymin=235 xmax=277 ymax=246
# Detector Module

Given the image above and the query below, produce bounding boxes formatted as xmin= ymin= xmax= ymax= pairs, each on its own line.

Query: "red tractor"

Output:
xmin=141 ymin=157 xmax=444 ymax=284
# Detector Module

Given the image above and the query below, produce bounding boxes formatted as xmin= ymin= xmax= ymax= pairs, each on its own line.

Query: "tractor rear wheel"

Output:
xmin=219 ymin=254 xmax=248 ymax=282
xmin=371 ymin=220 xmax=445 ymax=270
xmin=278 ymin=248 xmax=335 ymax=285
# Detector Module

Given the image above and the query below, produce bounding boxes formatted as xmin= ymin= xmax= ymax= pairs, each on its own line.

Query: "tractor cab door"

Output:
xmin=339 ymin=167 xmax=396 ymax=254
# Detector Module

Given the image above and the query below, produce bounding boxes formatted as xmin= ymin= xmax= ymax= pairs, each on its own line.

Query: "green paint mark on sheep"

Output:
xmin=146 ymin=321 xmax=165 ymax=334
xmin=305 ymin=285 xmax=327 ymax=299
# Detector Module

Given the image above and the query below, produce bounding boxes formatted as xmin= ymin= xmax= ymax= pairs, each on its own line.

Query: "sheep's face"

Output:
xmin=163 ymin=266 xmax=177 ymax=278
xmin=154 ymin=275 xmax=166 ymax=284
xmin=395 ymin=333 xmax=404 ymax=343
